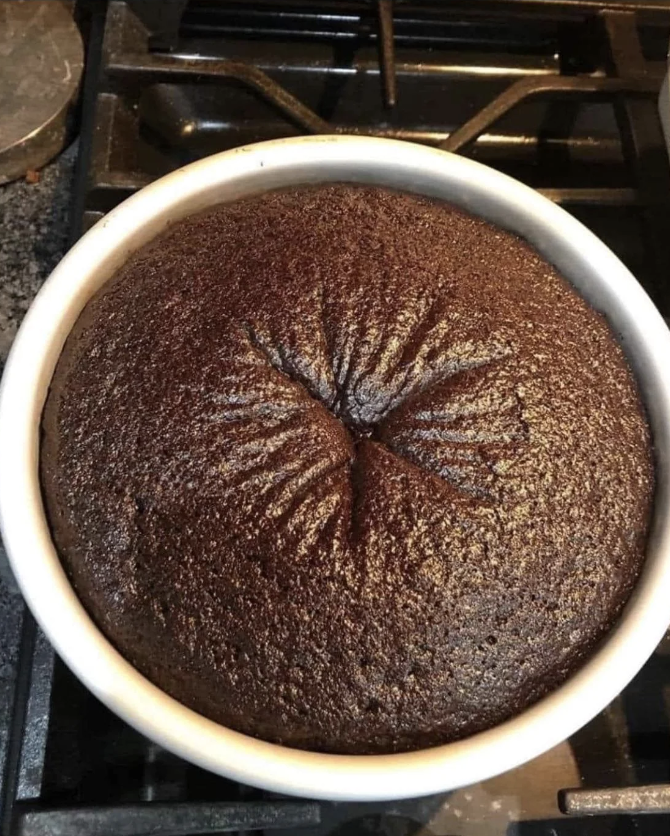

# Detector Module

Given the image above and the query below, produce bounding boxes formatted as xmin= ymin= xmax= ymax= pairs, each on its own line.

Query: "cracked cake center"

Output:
xmin=40 ymin=184 xmax=654 ymax=754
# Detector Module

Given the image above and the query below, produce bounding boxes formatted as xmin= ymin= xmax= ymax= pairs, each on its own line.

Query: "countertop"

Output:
xmin=0 ymin=144 xmax=76 ymax=364
xmin=0 ymin=142 xmax=77 ymax=780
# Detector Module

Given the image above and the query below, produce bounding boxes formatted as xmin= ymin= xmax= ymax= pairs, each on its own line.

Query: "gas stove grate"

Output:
xmin=2 ymin=1 xmax=670 ymax=834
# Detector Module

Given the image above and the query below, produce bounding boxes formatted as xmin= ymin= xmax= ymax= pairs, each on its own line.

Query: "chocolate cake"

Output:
xmin=40 ymin=184 xmax=654 ymax=754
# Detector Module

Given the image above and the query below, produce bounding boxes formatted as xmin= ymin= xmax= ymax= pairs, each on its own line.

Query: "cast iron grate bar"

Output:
xmin=174 ymin=0 xmax=670 ymax=27
xmin=376 ymin=0 xmax=396 ymax=108
xmin=603 ymin=7 xmax=670 ymax=308
xmin=0 ymin=616 xmax=37 ymax=836
xmin=560 ymin=784 xmax=670 ymax=815
xmin=107 ymin=52 xmax=332 ymax=132
xmin=15 ymin=633 xmax=54 ymax=803
xmin=537 ymin=186 xmax=639 ymax=204
xmin=69 ymin=0 xmax=109 ymax=245
xmin=439 ymin=74 xmax=661 ymax=154
xmin=127 ymin=0 xmax=188 ymax=50
xmin=13 ymin=801 xmax=321 ymax=836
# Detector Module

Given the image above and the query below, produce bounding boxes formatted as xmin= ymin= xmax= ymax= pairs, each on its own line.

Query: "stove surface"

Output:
xmin=1 ymin=2 xmax=670 ymax=834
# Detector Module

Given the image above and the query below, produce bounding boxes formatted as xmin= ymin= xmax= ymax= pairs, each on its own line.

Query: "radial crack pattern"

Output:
xmin=41 ymin=183 xmax=654 ymax=756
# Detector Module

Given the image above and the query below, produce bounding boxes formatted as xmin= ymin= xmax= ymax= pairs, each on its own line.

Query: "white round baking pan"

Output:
xmin=1 ymin=136 xmax=669 ymax=801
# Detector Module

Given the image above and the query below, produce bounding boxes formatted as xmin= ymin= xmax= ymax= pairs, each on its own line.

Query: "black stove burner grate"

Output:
xmin=2 ymin=1 xmax=670 ymax=834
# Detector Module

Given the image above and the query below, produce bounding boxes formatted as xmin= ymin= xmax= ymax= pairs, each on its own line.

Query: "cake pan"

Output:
xmin=1 ymin=136 xmax=669 ymax=802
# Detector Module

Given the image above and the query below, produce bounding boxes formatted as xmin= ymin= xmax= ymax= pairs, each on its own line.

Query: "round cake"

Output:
xmin=40 ymin=184 xmax=654 ymax=755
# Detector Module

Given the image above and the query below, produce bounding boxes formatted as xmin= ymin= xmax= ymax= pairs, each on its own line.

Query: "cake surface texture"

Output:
xmin=41 ymin=184 xmax=654 ymax=754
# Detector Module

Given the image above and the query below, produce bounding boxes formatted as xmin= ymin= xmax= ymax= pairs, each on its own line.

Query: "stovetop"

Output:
xmin=2 ymin=1 xmax=670 ymax=834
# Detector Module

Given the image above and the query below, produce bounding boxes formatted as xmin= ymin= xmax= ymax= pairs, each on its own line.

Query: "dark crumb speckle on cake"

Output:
xmin=40 ymin=184 xmax=654 ymax=754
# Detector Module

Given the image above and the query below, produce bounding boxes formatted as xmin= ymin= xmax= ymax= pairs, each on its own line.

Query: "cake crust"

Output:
xmin=40 ymin=185 xmax=654 ymax=754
